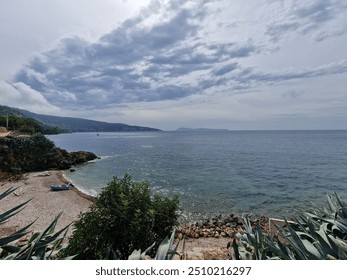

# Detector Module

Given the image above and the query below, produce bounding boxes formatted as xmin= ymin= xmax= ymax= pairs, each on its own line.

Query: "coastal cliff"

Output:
xmin=0 ymin=133 xmax=97 ymax=173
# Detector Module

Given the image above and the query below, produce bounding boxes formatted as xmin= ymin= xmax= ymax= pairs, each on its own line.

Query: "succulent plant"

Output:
xmin=230 ymin=192 xmax=347 ymax=260
xmin=127 ymin=229 xmax=185 ymax=260
xmin=0 ymin=187 xmax=70 ymax=260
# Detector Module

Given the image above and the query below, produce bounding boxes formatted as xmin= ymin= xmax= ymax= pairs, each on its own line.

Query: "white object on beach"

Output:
xmin=13 ymin=187 xmax=23 ymax=196
xmin=36 ymin=171 xmax=52 ymax=177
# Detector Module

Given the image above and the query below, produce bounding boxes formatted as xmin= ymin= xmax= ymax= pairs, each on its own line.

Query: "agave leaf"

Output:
xmin=24 ymin=213 xmax=65 ymax=259
xmin=335 ymin=220 xmax=347 ymax=233
xmin=266 ymin=236 xmax=291 ymax=260
xmin=29 ymin=232 xmax=41 ymax=242
xmin=327 ymin=194 xmax=337 ymax=213
xmin=327 ymin=234 xmax=347 ymax=251
xmin=34 ymin=223 xmax=70 ymax=250
xmin=231 ymin=238 xmax=240 ymax=260
xmin=155 ymin=229 xmax=176 ymax=260
xmin=277 ymin=220 xmax=311 ymax=259
xmin=0 ymin=187 xmax=18 ymax=200
xmin=141 ymin=242 xmax=156 ymax=260
xmin=334 ymin=192 xmax=347 ymax=218
xmin=314 ymin=226 xmax=336 ymax=257
xmin=243 ymin=216 xmax=253 ymax=234
xmin=5 ymin=243 xmax=31 ymax=260
xmin=128 ymin=249 xmax=142 ymax=260
xmin=0 ymin=199 xmax=32 ymax=224
xmin=300 ymin=239 xmax=321 ymax=259
xmin=0 ymin=231 xmax=28 ymax=247
xmin=323 ymin=234 xmax=340 ymax=257
xmin=180 ymin=236 xmax=186 ymax=260
xmin=307 ymin=219 xmax=318 ymax=237
xmin=254 ymin=220 xmax=264 ymax=260
xmin=0 ymin=245 xmax=21 ymax=254
xmin=128 ymin=242 xmax=156 ymax=260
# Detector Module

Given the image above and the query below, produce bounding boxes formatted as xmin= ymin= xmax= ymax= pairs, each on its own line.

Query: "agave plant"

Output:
xmin=0 ymin=187 xmax=32 ymax=248
xmin=0 ymin=187 xmax=70 ymax=260
xmin=127 ymin=229 xmax=186 ymax=260
xmin=230 ymin=192 xmax=347 ymax=260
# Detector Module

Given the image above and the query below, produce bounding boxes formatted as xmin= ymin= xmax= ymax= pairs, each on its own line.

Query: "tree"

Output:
xmin=62 ymin=174 xmax=179 ymax=259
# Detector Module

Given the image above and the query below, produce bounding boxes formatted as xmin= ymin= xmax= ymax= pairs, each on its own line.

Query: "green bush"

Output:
xmin=62 ymin=174 xmax=179 ymax=259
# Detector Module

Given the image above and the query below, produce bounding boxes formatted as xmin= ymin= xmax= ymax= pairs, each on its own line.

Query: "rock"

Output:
xmin=70 ymin=151 xmax=97 ymax=165
xmin=0 ymin=134 xmax=98 ymax=173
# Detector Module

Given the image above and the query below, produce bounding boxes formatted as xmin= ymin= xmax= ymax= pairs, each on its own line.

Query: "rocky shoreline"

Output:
xmin=178 ymin=214 xmax=268 ymax=240
xmin=0 ymin=133 xmax=97 ymax=174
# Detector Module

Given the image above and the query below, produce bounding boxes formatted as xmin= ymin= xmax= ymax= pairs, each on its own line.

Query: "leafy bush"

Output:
xmin=62 ymin=174 xmax=179 ymax=259
xmin=230 ymin=192 xmax=347 ymax=260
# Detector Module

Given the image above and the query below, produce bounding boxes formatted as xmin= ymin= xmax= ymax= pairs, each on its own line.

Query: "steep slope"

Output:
xmin=0 ymin=105 xmax=160 ymax=132
xmin=18 ymin=108 xmax=160 ymax=132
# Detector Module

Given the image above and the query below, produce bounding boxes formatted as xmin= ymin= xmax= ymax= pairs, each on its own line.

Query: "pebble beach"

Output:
xmin=0 ymin=170 xmax=92 ymax=238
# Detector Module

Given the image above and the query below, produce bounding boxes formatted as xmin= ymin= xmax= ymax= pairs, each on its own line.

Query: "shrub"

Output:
xmin=62 ymin=174 xmax=179 ymax=259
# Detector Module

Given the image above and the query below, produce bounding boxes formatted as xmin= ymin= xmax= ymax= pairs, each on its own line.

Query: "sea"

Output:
xmin=47 ymin=130 xmax=347 ymax=221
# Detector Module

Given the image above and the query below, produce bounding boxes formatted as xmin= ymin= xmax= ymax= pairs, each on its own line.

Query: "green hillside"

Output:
xmin=0 ymin=105 xmax=64 ymax=134
xmin=0 ymin=105 xmax=160 ymax=133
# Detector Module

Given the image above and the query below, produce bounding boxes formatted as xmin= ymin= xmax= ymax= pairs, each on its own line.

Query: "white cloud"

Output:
xmin=0 ymin=81 xmax=60 ymax=114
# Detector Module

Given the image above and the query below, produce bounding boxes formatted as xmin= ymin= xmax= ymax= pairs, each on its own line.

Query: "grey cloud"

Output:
xmin=196 ymin=60 xmax=347 ymax=93
xmin=213 ymin=63 xmax=238 ymax=76
xmin=266 ymin=0 xmax=347 ymax=42
xmin=238 ymin=61 xmax=347 ymax=86
xmin=295 ymin=0 xmax=335 ymax=23
xmin=266 ymin=22 xmax=299 ymax=42
xmin=314 ymin=28 xmax=346 ymax=42
xmin=12 ymin=3 xmax=206 ymax=107
xmin=12 ymin=0 xmax=260 ymax=109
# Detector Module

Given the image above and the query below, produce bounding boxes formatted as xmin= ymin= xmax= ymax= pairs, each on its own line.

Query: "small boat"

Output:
xmin=50 ymin=183 xmax=72 ymax=191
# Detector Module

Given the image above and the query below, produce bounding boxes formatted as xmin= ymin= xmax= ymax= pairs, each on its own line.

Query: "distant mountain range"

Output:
xmin=0 ymin=105 xmax=160 ymax=133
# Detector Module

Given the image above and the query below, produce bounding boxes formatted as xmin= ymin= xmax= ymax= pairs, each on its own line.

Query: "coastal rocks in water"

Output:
xmin=70 ymin=151 xmax=97 ymax=165
xmin=0 ymin=133 xmax=97 ymax=173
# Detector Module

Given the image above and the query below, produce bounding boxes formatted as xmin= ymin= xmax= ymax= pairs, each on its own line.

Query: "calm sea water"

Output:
xmin=48 ymin=130 xmax=347 ymax=220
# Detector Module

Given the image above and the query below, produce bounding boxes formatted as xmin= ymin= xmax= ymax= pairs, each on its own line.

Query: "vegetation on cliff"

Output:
xmin=1 ymin=105 xmax=160 ymax=133
xmin=0 ymin=133 xmax=97 ymax=173
xmin=0 ymin=105 xmax=66 ymax=135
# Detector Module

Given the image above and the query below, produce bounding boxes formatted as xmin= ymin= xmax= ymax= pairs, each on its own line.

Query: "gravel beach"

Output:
xmin=0 ymin=170 xmax=93 ymax=238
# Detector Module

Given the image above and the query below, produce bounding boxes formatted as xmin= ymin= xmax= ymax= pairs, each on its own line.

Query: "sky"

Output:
xmin=1 ymin=0 xmax=347 ymax=130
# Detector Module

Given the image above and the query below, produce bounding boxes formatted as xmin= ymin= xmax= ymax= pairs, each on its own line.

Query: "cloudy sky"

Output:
xmin=1 ymin=0 xmax=347 ymax=130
